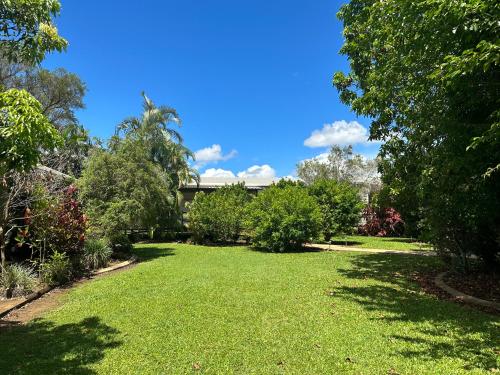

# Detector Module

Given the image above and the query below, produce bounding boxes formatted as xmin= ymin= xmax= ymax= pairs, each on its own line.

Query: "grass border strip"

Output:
xmin=434 ymin=272 xmax=500 ymax=311
xmin=93 ymin=256 xmax=137 ymax=275
xmin=0 ymin=257 xmax=137 ymax=319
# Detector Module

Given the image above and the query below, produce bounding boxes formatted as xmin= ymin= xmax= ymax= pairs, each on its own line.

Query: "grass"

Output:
xmin=328 ymin=235 xmax=433 ymax=251
xmin=0 ymin=243 xmax=498 ymax=374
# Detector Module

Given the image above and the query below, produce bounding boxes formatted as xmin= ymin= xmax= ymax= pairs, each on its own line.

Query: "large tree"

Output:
xmin=334 ymin=0 xmax=500 ymax=270
xmin=0 ymin=0 xmax=67 ymax=64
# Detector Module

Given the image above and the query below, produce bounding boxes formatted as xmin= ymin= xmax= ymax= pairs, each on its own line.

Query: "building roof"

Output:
xmin=182 ymin=177 xmax=278 ymax=190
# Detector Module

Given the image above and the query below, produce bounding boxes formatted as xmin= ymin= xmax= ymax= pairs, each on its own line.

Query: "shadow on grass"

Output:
xmin=0 ymin=316 xmax=121 ymax=374
xmin=330 ymin=253 xmax=499 ymax=371
xmin=249 ymin=245 xmax=324 ymax=254
xmin=133 ymin=246 xmax=176 ymax=262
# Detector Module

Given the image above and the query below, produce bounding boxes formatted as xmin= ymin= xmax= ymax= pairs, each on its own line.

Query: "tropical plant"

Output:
xmin=359 ymin=206 xmax=404 ymax=237
xmin=245 ymin=185 xmax=322 ymax=252
xmin=0 ymin=263 xmax=37 ymax=298
xmin=308 ymin=179 xmax=364 ymax=240
xmin=188 ymin=183 xmax=252 ymax=243
xmin=83 ymin=238 xmax=112 ymax=270
xmin=116 ymin=92 xmax=199 ymax=189
xmin=39 ymin=250 xmax=71 ymax=286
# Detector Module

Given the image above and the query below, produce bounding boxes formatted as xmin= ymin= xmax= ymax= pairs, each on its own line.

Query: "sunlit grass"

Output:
xmin=0 ymin=243 xmax=496 ymax=374
xmin=329 ymin=235 xmax=432 ymax=251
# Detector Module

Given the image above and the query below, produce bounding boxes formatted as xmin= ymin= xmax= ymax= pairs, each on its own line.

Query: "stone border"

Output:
xmin=434 ymin=272 xmax=500 ymax=311
xmin=0 ymin=257 xmax=137 ymax=319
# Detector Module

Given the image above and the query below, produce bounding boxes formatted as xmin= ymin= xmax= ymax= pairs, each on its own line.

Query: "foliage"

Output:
xmin=334 ymin=0 xmax=500 ymax=270
xmin=0 ymin=88 xmax=62 ymax=173
xmin=359 ymin=206 xmax=404 ymax=237
xmin=188 ymin=183 xmax=252 ymax=243
xmin=245 ymin=185 xmax=322 ymax=252
xmin=116 ymin=92 xmax=199 ymax=189
xmin=0 ymin=0 xmax=67 ymax=64
xmin=39 ymin=250 xmax=71 ymax=286
xmin=82 ymin=238 xmax=112 ymax=270
xmin=0 ymin=263 xmax=37 ymax=297
xmin=77 ymin=141 xmax=175 ymax=239
xmin=28 ymin=185 xmax=86 ymax=263
xmin=308 ymin=179 xmax=364 ymax=240
xmin=106 ymin=233 xmax=133 ymax=255
xmin=273 ymin=178 xmax=305 ymax=189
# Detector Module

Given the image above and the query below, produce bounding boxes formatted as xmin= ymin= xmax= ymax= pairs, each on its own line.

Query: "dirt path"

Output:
xmin=0 ymin=262 xmax=137 ymax=327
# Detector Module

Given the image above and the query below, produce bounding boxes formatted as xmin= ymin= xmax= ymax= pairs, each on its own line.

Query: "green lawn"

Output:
xmin=1 ymin=244 xmax=498 ymax=374
xmin=329 ymin=235 xmax=433 ymax=251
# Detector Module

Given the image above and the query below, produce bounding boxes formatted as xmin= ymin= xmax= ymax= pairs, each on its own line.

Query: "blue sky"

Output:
xmin=43 ymin=0 xmax=379 ymax=178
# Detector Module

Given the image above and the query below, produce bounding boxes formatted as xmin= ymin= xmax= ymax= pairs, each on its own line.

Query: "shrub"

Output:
xmin=360 ymin=206 xmax=404 ymax=237
xmin=188 ymin=183 xmax=252 ymax=243
xmin=308 ymin=179 xmax=364 ymax=240
xmin=40 ymin=251 xmax=72 ymax=286
xmin=83 ymin=239 xmax=112 ymax=270
xmin=107 ymin=233 xmax=133 ymax=255
xmin=245 ymin=185 xmax=322 ymax=252
xmin=0 ymin=264 xmax=37 ymax=298
xmin=28 ymin=185 xmax=86 ymax=262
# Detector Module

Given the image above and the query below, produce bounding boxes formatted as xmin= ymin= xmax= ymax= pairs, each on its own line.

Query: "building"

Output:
xmin=179 ymin=177 xmax=277 ymax=212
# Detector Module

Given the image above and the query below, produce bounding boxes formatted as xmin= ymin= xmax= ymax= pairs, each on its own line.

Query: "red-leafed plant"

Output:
xmin=360 ymin=206 xmax=404 ymax=237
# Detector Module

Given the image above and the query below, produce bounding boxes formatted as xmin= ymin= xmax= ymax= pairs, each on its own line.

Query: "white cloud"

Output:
xmin=237 ymin=164 xmax=276 ymax=179
xmin=200 ymin=168 xmax=236 ymax=178
xmin=194 ymin=144 xmax=237 ymax=167
xmin=304 ymin=120 xmax=373 ymax=148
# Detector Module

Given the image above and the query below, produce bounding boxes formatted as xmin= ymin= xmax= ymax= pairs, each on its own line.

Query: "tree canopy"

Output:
xmin=334 ymin=0 xmax=500 ymax=270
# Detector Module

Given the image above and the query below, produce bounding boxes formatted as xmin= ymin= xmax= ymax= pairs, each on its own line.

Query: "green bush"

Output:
xmin=0 ymin=264 xmax=37 ymax=298
xmin=245 ymin=185 xmax=322 ymax=252
xmin=83 ymin=239 xmax=112 ymax=270
xmin=308 ymin=179 xmax=364 ymax=240
xmin=188 ymin=183 xmax=252 ymax=243
xmin=108 ymin=233 xmax=133 ymax=255
xmin=40 ymin=251 xmax=72 ymax=286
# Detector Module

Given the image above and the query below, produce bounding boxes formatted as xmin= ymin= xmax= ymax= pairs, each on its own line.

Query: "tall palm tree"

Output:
xmin=117 ymin=92 xmax=199 ymax=188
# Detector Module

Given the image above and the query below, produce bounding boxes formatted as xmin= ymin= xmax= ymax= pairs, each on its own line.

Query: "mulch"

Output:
xmin=412 ymin=270 xmax=500 ymax=316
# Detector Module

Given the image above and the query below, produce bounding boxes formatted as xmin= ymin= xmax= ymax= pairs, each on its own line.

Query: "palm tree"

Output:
xmin=117 ymin=92 xmax=199 ymax=188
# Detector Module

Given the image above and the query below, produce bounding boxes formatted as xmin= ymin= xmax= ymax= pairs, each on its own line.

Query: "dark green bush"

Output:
xmin=308 ymin=179 xmax=364 ymax=240
xmin=188 ymin=183 xmax=252 ymax=243
xmin=245 ymin=185 xmax=322 ymax=252
xmin=40 ymin=251 xmax=72 ymax=286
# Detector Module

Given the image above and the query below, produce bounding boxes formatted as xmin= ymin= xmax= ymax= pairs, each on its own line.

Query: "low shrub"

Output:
xmin=359 ymin=206 xmax=404 ymax=237
xmin=108 ymin=233 xmax=133 ymax=255
xmin=245 ymin=185 xmax=322 ymax=252
xmin=188 ymin=183 xmax=252 ymax=243
xmin=83 ymin=239 xmax=112 ymax=270
xmin=308 ymin=179 xmax=364 ymax=240
xmin=40 ymin=251 xmax=72 ymax=286
xmin=0 ymin=263 xmax=37 ymax=298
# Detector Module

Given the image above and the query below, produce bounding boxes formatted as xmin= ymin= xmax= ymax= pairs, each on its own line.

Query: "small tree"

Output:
xmin=245 ymin=185 xmax=322 ymax=252
xmin=188 ymin=183 xmax=252 ymax=243
xmin=308 ymin=179 xmax=363 ymax=240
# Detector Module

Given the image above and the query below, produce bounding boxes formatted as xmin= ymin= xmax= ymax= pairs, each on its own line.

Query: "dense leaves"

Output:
xmin=334 ymin=0 xmax=500 ymax=270
xmin=245 ymin=185 xmax=322 ymax=252
xmin=308 ymin=179 xmax=364 ymax=240
xmin=0 ymin=88 xmax=61 ymax=173
xmin=0 ymin=0 xmax=67 ymax=64
xmin=359 ymin=206 xmax=404 ymax=237
xmin=188 ymin=183 xmax=252 ymax=243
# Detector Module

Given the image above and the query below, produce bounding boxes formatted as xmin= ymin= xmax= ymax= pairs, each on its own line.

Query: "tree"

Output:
xmin=77 ymin=141 xmax=175 ymax=241
xmin=308 ymin=179 xmax=364 ymax=240
xmin=188 ymin=183 xmax=252 ymax=243
xmin=117 ymin=92 xmax=199 ymax=189
xmin=333 ymin=0 xmax=500 ymax=270
xmin=245 ymin=185 xmax=322 ymax=252
xmin=0 ymin=0 xmax=67 ymax=64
